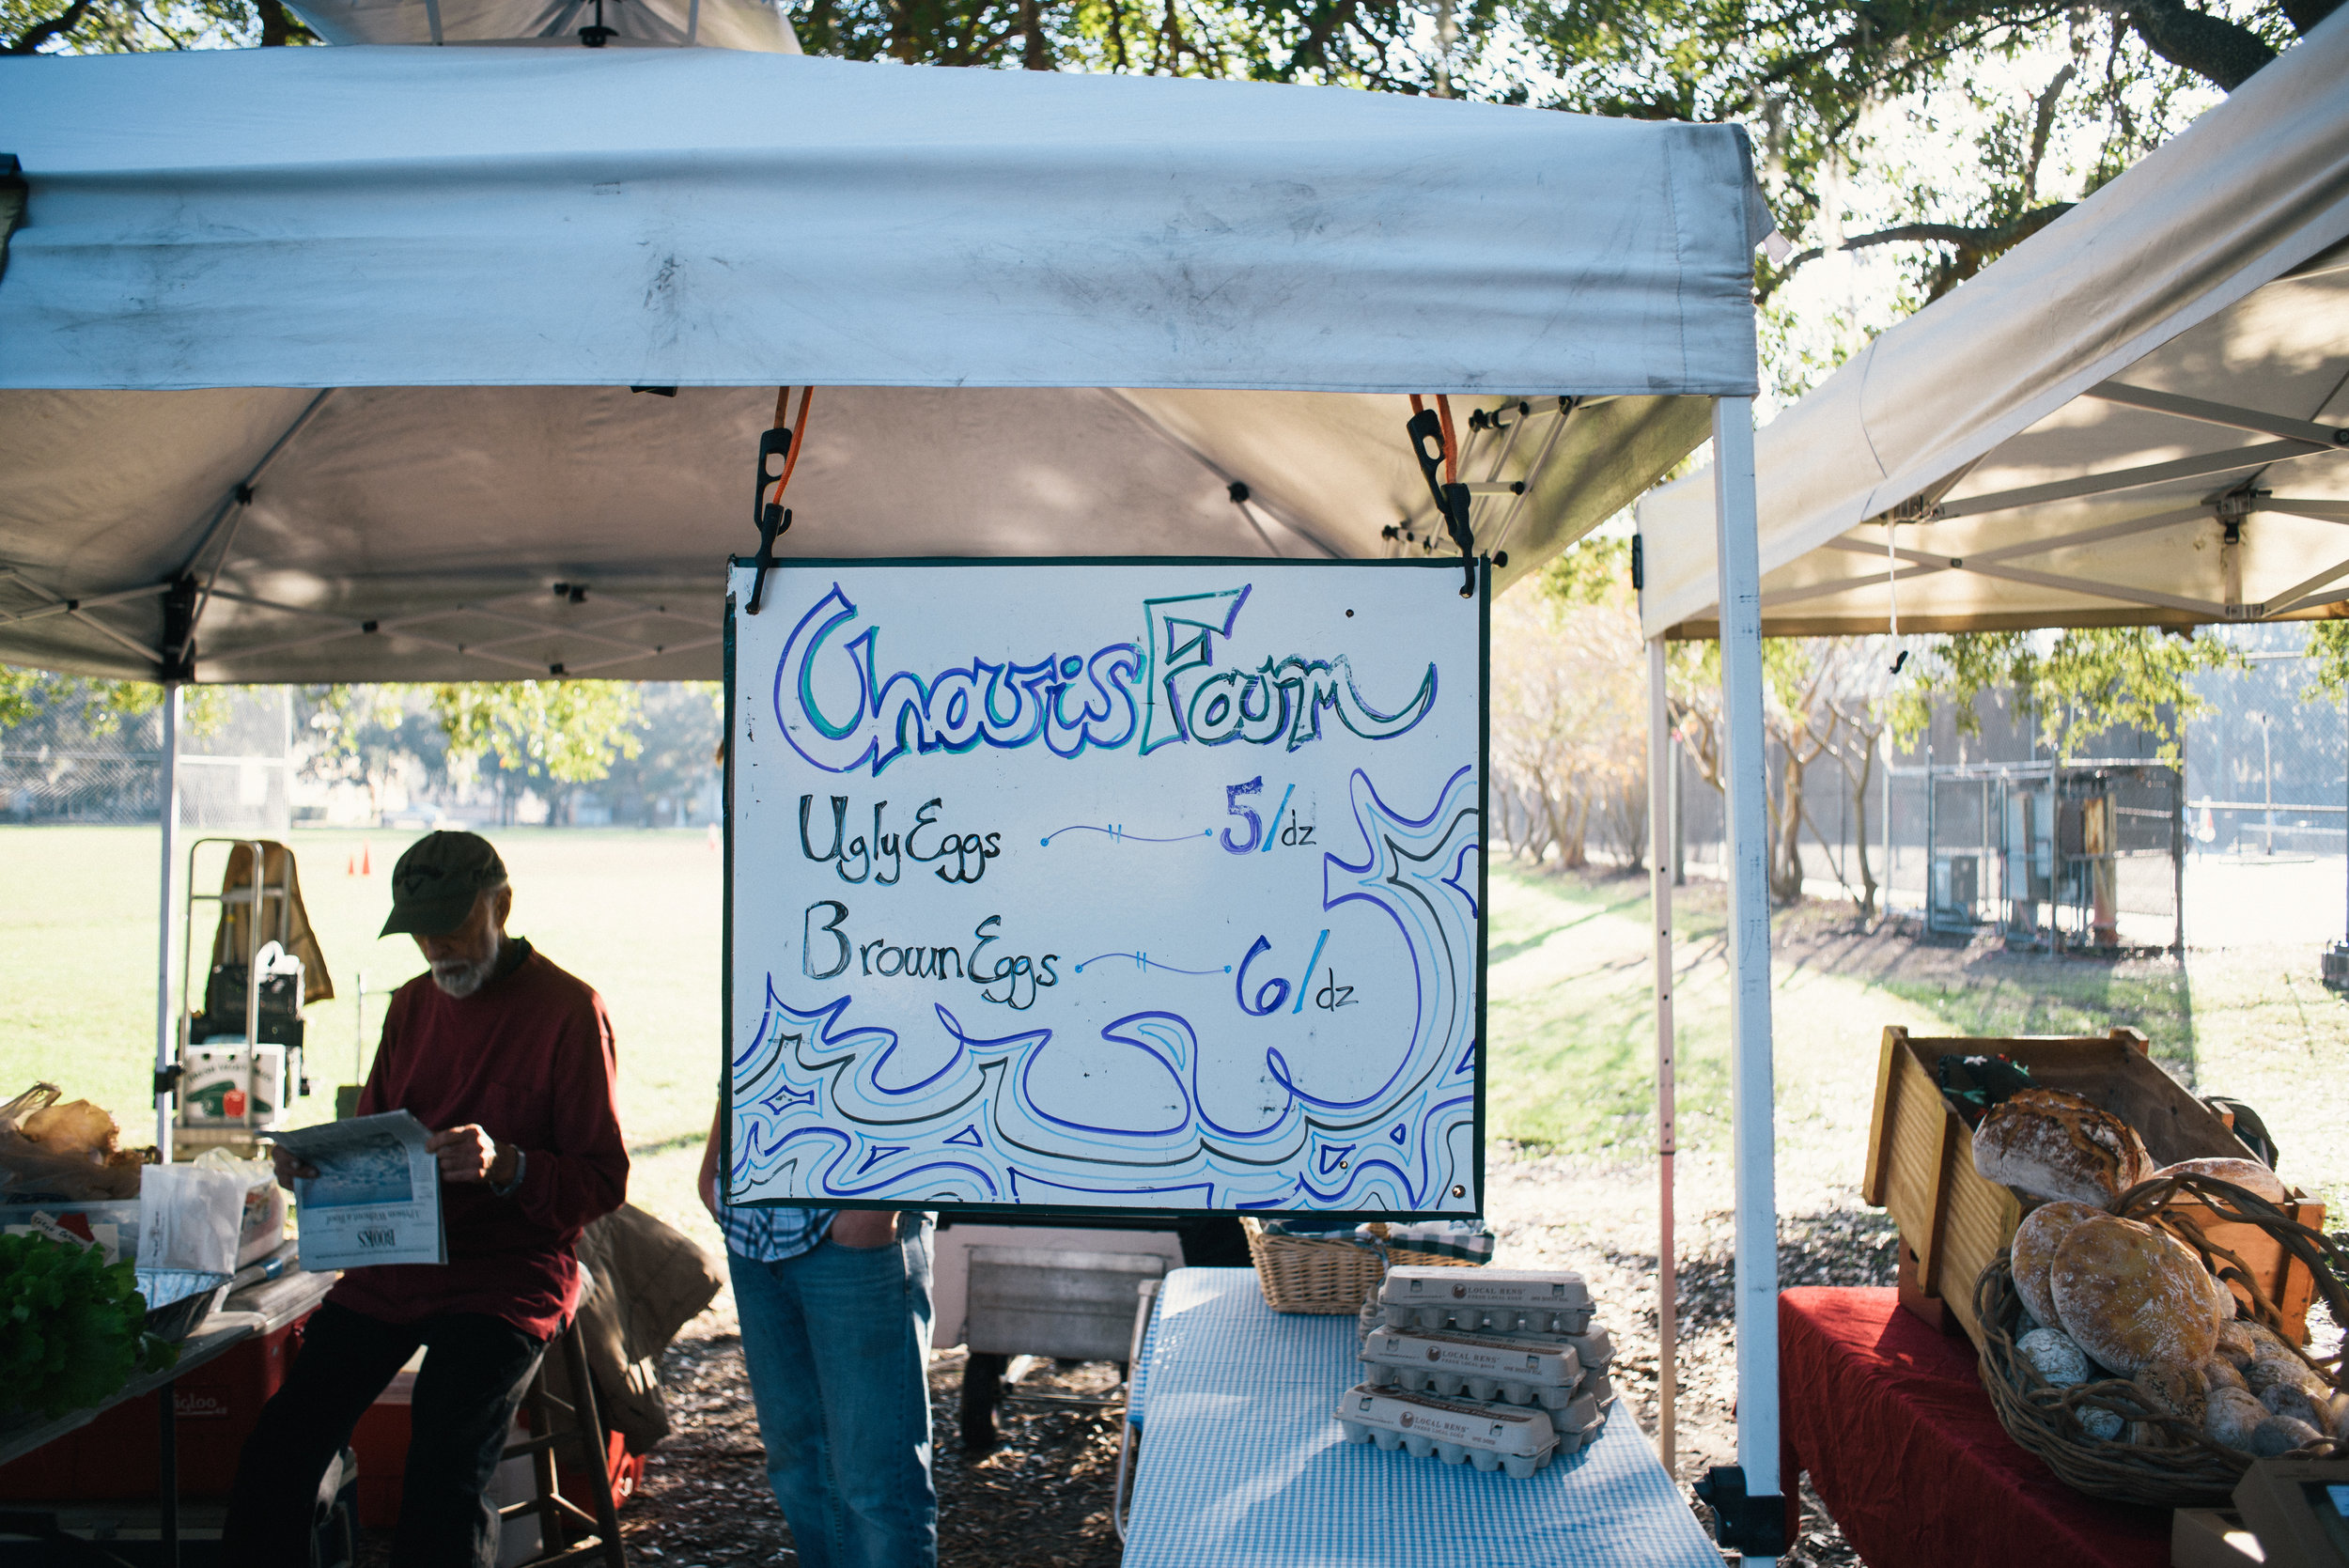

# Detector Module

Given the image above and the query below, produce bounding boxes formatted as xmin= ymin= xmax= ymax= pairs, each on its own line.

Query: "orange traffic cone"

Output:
xmin=360 ymin=843 xmax=373 ymax=876
xmin=346 ymin=852 xmax=357 ymax=876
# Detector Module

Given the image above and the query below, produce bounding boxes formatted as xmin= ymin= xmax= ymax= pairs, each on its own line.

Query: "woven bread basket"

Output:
xmin=1975 ymin=1172 xmax=2348 ymax=1507
xmin=1240 ymin=1218 xmax=1478 ymax=1314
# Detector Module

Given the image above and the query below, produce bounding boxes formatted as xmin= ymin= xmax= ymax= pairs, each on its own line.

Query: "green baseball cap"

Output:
xmin=381 ymin=831 xmax=508 ymax=938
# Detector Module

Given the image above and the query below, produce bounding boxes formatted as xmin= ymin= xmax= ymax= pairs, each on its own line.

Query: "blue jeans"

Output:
xmin=729 ymin=1215 xmax=937 ymax=1568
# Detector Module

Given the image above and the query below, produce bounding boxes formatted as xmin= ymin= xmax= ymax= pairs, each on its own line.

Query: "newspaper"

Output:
xmin=270 ymin=1110 xmax=446 ymax=1270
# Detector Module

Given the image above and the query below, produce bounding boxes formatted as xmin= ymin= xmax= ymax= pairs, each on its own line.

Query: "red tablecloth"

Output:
xmin=1780 ymin=1288 xmax=2172 ymax=1568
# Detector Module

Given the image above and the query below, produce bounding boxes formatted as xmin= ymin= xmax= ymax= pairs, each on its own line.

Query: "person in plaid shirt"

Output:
xmin=698 ymin=1109 xmax=936 ymax=1568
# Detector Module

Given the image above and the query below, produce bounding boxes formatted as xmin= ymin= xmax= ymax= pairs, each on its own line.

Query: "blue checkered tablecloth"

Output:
xmin=1122 ymin=1268 xmax=1722 ymax=1568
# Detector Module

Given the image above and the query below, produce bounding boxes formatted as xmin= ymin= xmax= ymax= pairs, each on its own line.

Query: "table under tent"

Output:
xmin=1628 ymin=13 xmax=2349 ymax=1566
xmin=1 ymin=39 xmax=1794 ymax=1562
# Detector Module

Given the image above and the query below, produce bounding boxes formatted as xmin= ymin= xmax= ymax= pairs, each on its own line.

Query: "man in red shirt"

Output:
xmin=224 ymin=831 xmax=630 ymax=1567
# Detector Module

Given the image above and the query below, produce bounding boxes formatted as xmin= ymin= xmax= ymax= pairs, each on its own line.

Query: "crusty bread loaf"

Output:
xmin=2154 ymin=1157 xmax=2290 ymax=1203
xmin=2206 ymin=1387 xmax=2269 ymax=1452
xmin=2050 ymin=1216 xmax=2220 ymax=1374
xmin=1973 ymin=1088 xmax=2153 ymax=1207
xmin=2202 ymin=1356 xmax=2248 ymax=1394
xmin=2013 ymin=1200 xmax=2107 ymax=1328
xmin=2252 ymin=1415 xmax=2325 ymax=1457
xmin=2016 ymin=1327 xmax=2092 ymax=1387
xmin=2136 ymin=1360 xmax=2209 ymax=1428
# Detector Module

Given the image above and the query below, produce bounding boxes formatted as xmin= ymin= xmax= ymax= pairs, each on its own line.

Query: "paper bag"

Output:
xmin=136 ymin=1164 xmax=246 ymax=1276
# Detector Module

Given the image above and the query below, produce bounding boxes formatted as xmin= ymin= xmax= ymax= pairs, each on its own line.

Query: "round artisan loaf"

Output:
xmin=2013 ymin=1201 xmax=2107 ymax=1329
xmin=2154 ymin=1157 xmax=2290 ymax=1204
xmin=2207 ymin=1387 xmax=2270 ymax=1452
xmin=2202 ymin=1356 xmax=2248 ymax=1394
xmin=1973 ymin=1088 xmax=2153 ymax=1208
xmin=2049 ymin=1215 xmax=2220 ymax=1374
xmin=2016 ymin=1327 xmax=2092 ymax=1388
xmin=2136 ymin=1360 xmax=2210 ymax=1429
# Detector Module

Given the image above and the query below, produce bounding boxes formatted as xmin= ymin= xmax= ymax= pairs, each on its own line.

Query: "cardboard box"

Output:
xmin=1864 ymin=1026 xmax=2326 ymax=1345
xmin=180 ymin=1042 xmax=287 ymax=1130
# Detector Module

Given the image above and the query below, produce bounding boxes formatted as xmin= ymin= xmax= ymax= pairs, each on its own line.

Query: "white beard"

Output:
xmin=430 ymin=930 xmax=503 ymax=999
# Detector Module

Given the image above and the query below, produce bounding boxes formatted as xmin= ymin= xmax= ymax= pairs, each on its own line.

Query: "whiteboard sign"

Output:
xmin=724 ymin=560 xmax=1486 ymax=1217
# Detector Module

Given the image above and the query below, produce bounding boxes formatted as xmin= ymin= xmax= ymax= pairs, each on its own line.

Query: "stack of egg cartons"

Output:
xmin=1335 ymin=1266 xmax=1614 ymax=1480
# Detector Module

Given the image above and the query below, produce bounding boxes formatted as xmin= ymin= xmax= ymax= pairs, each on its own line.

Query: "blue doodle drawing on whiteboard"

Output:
xmin=731 ymin=765 xmax=1479 ymax=1211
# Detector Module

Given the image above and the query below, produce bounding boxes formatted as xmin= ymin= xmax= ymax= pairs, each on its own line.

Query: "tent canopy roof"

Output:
xmin=281 ymin=0 xmax=804 ymax=52
xmin=1636 ymin=9 xmax=2349 ymax=640
xmin=0 ymin=45 xmax=1764 ymax=682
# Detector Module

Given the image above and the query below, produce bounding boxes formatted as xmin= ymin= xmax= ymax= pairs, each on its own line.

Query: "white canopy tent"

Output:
xmin=1635 ymin=8 xmax=2349 ymax=640
xmin=286 ymin=0 xmax=804 ymax=51
xmin=1 ymin=42 xmax=1786 ymax=1550
xmin=1620 ymin=19 xmax=2346 ymax=1505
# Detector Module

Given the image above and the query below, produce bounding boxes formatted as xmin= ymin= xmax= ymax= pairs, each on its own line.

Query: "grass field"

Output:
xmin=1483 ymin=861 xmax=2349 ymax=1218
xmin=0 ymin=825 xmax=726 ymax=1246
xmin=6 ymin=827 xmax=2343 ymax=1240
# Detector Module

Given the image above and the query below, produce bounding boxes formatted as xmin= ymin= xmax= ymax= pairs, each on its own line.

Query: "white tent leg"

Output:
xmin=1711 ymin=396 xmax=1781 ymax=1558
xmin=1644 ymin=634 xmax=1678 ymax=1475
xmin=154 ymin=682 xmax=181 ymax=1159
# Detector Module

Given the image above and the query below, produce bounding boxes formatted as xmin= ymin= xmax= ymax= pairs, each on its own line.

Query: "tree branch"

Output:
xmin=2123 ymin=0 xmax=2277 ymax=89
xmin=1757 ymin=201 xmax=2075 ymax=303
xmin=6 ymin=0 xmax=96 ymax=53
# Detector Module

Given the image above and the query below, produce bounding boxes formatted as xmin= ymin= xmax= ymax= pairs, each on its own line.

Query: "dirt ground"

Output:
xmin=354 ymin=1139 xmax=1893 ymax=1568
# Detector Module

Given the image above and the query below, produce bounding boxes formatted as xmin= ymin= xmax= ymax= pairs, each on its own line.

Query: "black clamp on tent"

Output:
xmin=1694 ymin=1466 xmax=1789 ymax=1557
xmin=1405 ymin=406 xmax=1478 ymax=599
xmin=745 ymin=425 xmax=793 ymax=615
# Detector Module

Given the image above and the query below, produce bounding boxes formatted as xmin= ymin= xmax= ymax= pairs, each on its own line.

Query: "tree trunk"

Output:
xmin=1847 ymin=734 xmax=1879 ymax=921
xmin=1019 ymin=0 xmax=1050 ymax=69
xmin=1770 ymin=746 xmax=1808 ymax=903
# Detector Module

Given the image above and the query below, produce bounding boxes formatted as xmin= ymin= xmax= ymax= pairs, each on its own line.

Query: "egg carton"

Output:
xmin=1334 ymin=1385 xmax=1561 ymax=1478
xmin=1377 ymin=1267 xmax=1595 ymax=1336
xmin=1360 ymin=1327 xmax=1581 ymax=1407
xmin=1578 ymin=1369 xmax=1615 ymax=1407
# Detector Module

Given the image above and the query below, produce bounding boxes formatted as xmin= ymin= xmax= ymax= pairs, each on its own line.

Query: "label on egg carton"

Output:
xmin=1379 ymin=1299 xmax=1597 ymax=1336
xmin=1334 ymin=1385 xmax=1561 ymax=1478
xmin=1381 ymin=1266 xmax=1595 ymax=1311
xmin=1360 ymin=1328 xmax=1581 ymax=1408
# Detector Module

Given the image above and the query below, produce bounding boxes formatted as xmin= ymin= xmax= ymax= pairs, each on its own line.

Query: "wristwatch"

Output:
xmin=490 ymin=1145 xmax=528 ymax=1198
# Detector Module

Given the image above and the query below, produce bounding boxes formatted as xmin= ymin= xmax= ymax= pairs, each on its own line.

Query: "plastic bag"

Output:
xmin=136 ymin=1164 xmax=246 ymax=1276
xmin=192 ymin=1147 xmax=289 ymax=1267
xmin=0 ymin=1084 xmax=144 ymax=1203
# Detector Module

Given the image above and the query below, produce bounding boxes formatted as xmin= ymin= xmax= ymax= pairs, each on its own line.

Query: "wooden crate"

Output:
xmin=1862 ymin=1026 xmax=2326 ymax=1346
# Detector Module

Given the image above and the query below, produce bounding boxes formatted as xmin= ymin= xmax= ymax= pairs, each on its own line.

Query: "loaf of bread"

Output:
xmin=2016 ymin=1327 xmax=2092 ymax=1387
xmin=2252 ymin=1415 xmax=2325 ymax=1457
xmin=2013 ymin=1201 xmax=2107 ymax=1327
xmin=2240 ymin=1321 xmax=2302 ymax=1363
xmin=2050 ymin=1216 xmax=2220 ymax=1373
xmin=2207 ymin=1387 xmax=2269 ymax=1452
xmin=2136 ymin=1360 xmax=2209 ymax=1428
xmin=2154 ymin=1157 xmax=2290 ymax=1203
xmin=2262 ymin=1381 xmax=2326 ymax=1430
xmin=2202 ymin=1356 xmax=2248 ymax=1394
xmin=1974 ymin=1088 xmax=2152 ymax=1207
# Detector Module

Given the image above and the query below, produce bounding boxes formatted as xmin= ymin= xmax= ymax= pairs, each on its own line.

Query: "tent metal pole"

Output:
xmin=1644 ymin=633 xmax=1678 ymax=1475
xmin=1711 ymin=395 xmax=1781 ymax=1559
xmin=154 ymin=682 xmax=181 ymax=1159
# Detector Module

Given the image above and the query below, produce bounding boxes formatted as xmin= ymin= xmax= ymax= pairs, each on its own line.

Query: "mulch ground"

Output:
xmin=350 ymin=1195 xmax=1894 ymax=1567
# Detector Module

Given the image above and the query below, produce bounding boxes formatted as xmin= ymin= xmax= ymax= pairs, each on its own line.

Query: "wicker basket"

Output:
xmin=1240 ymin=1218 xmax=1479 ymax=1314
xmin=1975 ymin=1172 xmax=2349 ymax=1507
